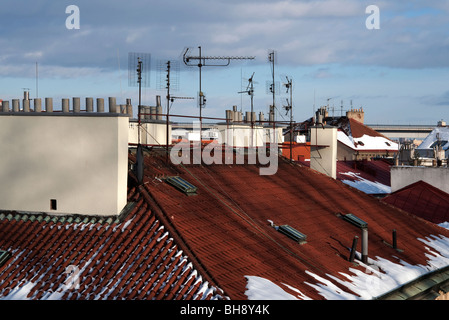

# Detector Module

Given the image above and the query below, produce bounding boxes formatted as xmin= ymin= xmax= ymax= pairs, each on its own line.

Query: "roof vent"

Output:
xmin=0 ymin=250 xmax=11 ymax=268
xmin=343 ymin=213 xmax=368 ymax=229
xmin=277 ymin=225 xmax=307 ymax=244
xmin=165 ymin=176 xmax=198 ymax=195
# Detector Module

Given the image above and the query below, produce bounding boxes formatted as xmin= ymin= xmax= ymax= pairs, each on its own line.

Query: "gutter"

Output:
xmin=375 ymin=264 xmax=449 ymax=300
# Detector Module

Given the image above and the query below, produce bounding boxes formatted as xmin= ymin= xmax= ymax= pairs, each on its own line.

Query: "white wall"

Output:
xmin=0 ymin=114 xmax=129 ymax=216
xmin=310 ymin=126 xmax=337 ymax=179
xmin=129 ymin=121 xmax=171 ymax=146
xmin=391 ymin=166 xmax=449 ymax=194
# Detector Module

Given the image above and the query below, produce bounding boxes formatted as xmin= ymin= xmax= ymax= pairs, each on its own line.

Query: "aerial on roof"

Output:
xmin=130 ymin=150 xmax=449 ymax=300
xmin=2 ymin=149 xmax=449 ymax=300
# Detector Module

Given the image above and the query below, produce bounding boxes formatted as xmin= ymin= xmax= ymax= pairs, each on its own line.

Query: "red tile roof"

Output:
xmin=382 ymin=180 xmax=449 ymax=225
xmin=347 ymin=118 xmax=390 ymax=140
xmin=1 ymin=149 xmax=449 ymax=300
xmin=337 ymin=160 xmax=392 ymax=188
xmin=137 ymin=151 xmax=449 ymax=300
xmin=0 ymin=185 xmax=224 ymax=300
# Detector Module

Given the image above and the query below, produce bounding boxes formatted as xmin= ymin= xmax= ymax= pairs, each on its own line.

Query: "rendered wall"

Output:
xmin=310 ymin=126 xmax=337 ymax=179
xmin=129 ymin=122 xmax=171 ymax=146
xmin=0 ymin=114 xmax=129 ymax=216
xmin=391 ymin=166 xmax=449 ymax=194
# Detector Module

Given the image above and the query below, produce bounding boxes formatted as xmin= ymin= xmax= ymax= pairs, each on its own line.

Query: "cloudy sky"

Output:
xmin=1 ymin=0 xmax=448 ymax=124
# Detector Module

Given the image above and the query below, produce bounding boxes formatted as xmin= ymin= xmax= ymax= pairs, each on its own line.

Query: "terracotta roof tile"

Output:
xmin=130 ymin=151 xmax=449 ymax=300
xmin=383 ymin=180 xmax=449 ymax=224
xmin=0 ymin=186 xmax=223 ymax=300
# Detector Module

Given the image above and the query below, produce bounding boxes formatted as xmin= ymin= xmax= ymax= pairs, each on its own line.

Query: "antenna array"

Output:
xmin=128 ymin=52 xmax=151 ymax=88
xmin=182 ymin=46 xmax=255 ymax=143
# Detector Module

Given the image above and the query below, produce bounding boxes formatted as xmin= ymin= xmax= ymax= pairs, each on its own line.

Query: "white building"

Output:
xmin=0 ymin=113 xmax=129 ymax=216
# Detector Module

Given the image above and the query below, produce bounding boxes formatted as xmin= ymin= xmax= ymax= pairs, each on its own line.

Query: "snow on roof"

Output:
xmin=417 ymin=126 xmax=449 ymax=150
xmin=245 ymin=234 xmax=449 ymax=300
xmin=338 ymin=131 xmax=399 ymax=152
xmin=339 ymin=171 xmax=391 ymax=194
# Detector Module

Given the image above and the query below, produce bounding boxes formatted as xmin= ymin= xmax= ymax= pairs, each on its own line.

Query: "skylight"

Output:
xmin=165 ymin=176 xmax=198 ymax=195
xmin=277 ymin=225 xmax=307 ymax=244
xmin=342 ymin=213 xmax=368 ymax=229
xmin=0 ymin=250 xmax=11 ymax=268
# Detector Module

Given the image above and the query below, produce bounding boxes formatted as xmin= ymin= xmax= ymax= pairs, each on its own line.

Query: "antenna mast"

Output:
xmin=183 ymin=46 xmax=255 ymax=143
xmin=128 ymin=52 xmax=151 ymax=185
xmin=268 ymin=50 xmax=276 ymax=124
xmin=238 ymin=72 xmax=255 ymax=147
xmin=164 ymin=60 xmax=194 ymax=163
xmin=283 ymin=76 xmax=293 ymax=162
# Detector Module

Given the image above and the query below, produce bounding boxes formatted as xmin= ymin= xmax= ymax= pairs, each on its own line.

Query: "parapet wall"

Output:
xmin=0 ymin=96 xmax=133 ymax=117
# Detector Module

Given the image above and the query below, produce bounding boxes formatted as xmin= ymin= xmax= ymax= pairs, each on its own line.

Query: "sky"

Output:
xmin=0 ymin=0 xmax=448 ymax=125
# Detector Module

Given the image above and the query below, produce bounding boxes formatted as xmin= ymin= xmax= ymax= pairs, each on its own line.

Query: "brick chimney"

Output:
xmin=346 ymin=107 xmax=365 ymax=123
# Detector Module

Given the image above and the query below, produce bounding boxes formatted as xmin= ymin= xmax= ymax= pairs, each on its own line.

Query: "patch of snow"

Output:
xmin=1 ymin=281 xmax=35 ymax=300
xmin=121 ymin=216 xmax=134 ymax=231
xmin=338 ymin=131 xmax=398 ymax=152
xmin=438 ymin=222 xmax=449 ymax=230
xmin=340 ymin=172 xmax=391 ymax=194
xmin=246 ymin=234 xmax=449 ymax=300
xmin=245 ymin=276 xmax=310 ymax=300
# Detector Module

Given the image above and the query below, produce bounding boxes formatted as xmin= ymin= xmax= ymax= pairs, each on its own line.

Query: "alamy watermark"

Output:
xmin=366 ymin=5 xmax=380 ymax=30
xmin=169 ymin=122 xmax=279 ymax=175
xmin=65 ymin=5 xmax=80 ymax=30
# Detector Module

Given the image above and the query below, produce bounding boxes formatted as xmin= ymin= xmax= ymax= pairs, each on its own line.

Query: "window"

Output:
xmin=277 ymin=225 xmax=307 ymax=244
xmin=342 ymin=213 xmax=368 ymax=229
xmin=0 ymin=250 xmax=11 ymax=268
xmin=50 ymin=199 xmax=57 ymax=211
xmin=165 ymin=176 xmax=197 ymax=195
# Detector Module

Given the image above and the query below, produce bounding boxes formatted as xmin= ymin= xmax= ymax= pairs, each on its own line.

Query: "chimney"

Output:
xmin=310 ymin=125 xmax=337 ymax=179
xmin=361 ymin=227 xmax=368 ymax=263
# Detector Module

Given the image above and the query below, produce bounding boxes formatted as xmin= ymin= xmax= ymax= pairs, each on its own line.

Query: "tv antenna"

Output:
xmin=238 ymin=72 xmax=256 ymax=147
xmin=267 ymin=50 xmax=278 ymax=124
xmin=129 ymin=52 xmax=151 ymax=184
xmin=161 ymin=60 xmax=194 ymax=163
xmin=283 ymin=76 xmax=293 ymax=162
xmin=182 ymin=46 xmax=255 ymax=143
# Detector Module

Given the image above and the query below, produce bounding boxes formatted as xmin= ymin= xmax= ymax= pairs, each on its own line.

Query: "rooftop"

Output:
xmin=1 ymin=149 xmax=449 ymax=300
xmin=383 ymin=180 xmax=449 ymax=225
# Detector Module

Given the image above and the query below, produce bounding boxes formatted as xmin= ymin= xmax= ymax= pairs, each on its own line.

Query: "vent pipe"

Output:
xmin=12 ymin=99 xmax=20 ymax=112
xmin=45 ymin=98 xmax=53 ymax=112
xmin=73 ymin=97 xmax=80 ymax=113
xmin=349 ymin=236 xmax=358 ymax=262
xmin=97 ymin=98 xmax=104 ymax=113
xmin=226 ymin=110 xmax=233 ymax=122
xmin=126 ymin=99 xmax=133 ymax=117
xmin=245 ymin=111 xmax=251 ymax=123
xmin=150 ymin=106 xmax=156 ymax=120
xmin=34 ymin=98 xmax=42 ymax=113
xmin=392 ymin=229 xmax=397 ymax=250
xmin=2 ymin=101 xmax=9 ymax=112
xmin=23 ymin=98 xmax=30 ymax=112
xmin=259 ymin=112 xmax=264 ymax=124
xmin=156 ymin=105 xmax=162 ymax=120
xmin=86 ymin=97 xmax=94 ymax=112
xmin=361 ymin=227 xmax=368 ymax=263
xmin=108 ymin=97 xmax=117 ymax=113
xmin=62 ymin=99 xmax=69 ymax=112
